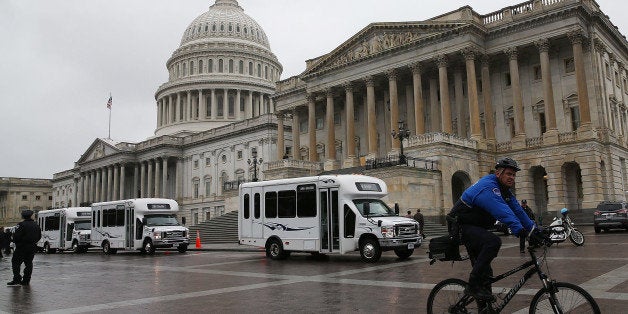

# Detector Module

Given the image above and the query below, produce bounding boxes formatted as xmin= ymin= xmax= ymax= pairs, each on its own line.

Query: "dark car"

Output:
xmin=594 ymin=201 xmax=628 ymax=233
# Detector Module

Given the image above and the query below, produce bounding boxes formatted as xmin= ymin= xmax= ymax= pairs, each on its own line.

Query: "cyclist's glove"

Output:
xmin=528 ymin=227 xmax=551 ymax=247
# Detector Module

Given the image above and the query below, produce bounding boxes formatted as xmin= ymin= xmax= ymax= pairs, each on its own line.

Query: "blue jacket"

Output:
xmin=460 ymin=174 xmax=535 ymax=236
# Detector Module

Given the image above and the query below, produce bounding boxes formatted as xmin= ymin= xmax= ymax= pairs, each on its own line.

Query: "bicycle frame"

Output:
xmin=458 ymin=247 xmax=552 ymax=312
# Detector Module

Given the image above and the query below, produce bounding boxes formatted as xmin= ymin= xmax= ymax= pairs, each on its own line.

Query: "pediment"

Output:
xmin=302 ymin=22 xmax=466 ymax=76
xmin=78 ymin=138 xmax=121 ymax=164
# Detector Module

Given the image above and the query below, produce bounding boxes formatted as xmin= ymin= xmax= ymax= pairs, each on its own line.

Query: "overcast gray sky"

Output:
xmin=1 ymin=0 xmax=626 ymax=179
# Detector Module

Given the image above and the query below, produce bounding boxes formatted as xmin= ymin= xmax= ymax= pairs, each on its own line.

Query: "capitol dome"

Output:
xmin=154 ymin=0 xmax=282 ymax=137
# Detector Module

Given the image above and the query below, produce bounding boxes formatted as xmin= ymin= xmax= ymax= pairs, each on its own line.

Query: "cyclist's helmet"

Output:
xmin=560 ymin=208 xmax=569 ymax=215
xmin=495 ymin=157 xmax=521 ymax=171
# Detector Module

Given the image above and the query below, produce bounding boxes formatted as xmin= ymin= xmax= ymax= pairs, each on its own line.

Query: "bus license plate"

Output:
xmin=407 ymin=243 xmax=414 ymax=250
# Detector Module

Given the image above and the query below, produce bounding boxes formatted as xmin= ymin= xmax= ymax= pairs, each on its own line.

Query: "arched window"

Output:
xmin=176 ymin=64 xmax=180 ymax=77
xmin=236 ymin=24 xmax=240 ymax=32
xmin=205 ymin=24 xmax=208 ymax=32
xmin=217 ymin=94 xmax=224 ymax=117
xmin=228 ymin=95 xmax=235 ymax=117
xmin=239 ymin=60 xmax=244 ymax=74
xmin=183 ymin=63 xmax=187 ymax=76
xmin=218 ymin=59 xmax=224 ymax=72
xmin=190 ymin=61 xmax=195 ymax=75
xmin=264 ymin=65 xmax=268 ymax=79
xmin=257 ymin=64 xmax=261 ymax=77
xmin=229 ymin=23 xmax=232 ymax=32
xmin=229 ymin=59 xmax=234 ymax=73
xmin=244 ymin=27 xmax=248 ymax=35
xmin=220 ymin=23 xmax=224 ymax=31
xmin=212 ymin=23 xmax=216 ymax=32
xmin=208 ymin=59 xmax=213 ymax=73
xmin=248 ymin=62 xmax=253 ymax=75
xmin=199 ymin=60 xmax=204 ymax=74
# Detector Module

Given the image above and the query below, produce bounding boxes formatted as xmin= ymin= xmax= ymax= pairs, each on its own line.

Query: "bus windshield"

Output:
xmin=353 ymin=199 xmax=395 ymax=217
xmin=74 ymin=220 xmax=91 ymax=230
xmin=145 ymin=214 xmax=180 ymax=226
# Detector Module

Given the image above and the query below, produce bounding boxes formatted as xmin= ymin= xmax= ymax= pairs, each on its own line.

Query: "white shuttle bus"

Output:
xmin=90 ymin=198 xmax=189 ymax=254
xmin=238 ymin=175 xmax=422 ymax=263
xmin=37 ymin=207 xmax=92 ymax=253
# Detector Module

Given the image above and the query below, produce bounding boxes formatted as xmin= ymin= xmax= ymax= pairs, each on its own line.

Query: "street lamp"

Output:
xmin=247 ymin=150 xmax=263 ymax=182
xmin=391 ymin=120 xmax=411 ymax=164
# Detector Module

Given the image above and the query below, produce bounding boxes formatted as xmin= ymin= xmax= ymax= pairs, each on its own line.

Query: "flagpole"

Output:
xmin=108 ymin=93 xmax=112 ymax=139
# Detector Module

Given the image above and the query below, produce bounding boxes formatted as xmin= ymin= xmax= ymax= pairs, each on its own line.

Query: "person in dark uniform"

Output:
xmin=449 ymin=157 xmax=546 ymax=300
xmin=519 ymin=200 xmax=536 ymax=253
xmin=7 ymin=210 xmax=41 ymax=286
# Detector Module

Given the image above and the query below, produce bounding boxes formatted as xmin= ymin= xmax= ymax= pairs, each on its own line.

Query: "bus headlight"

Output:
xmin=153 ymin=232 xmax=162 ymax=239
xmin=381 ymin=226 xmax=394 ymax=238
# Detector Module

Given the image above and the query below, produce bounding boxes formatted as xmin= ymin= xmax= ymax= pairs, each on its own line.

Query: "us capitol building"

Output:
xmin=52 ymin=0 xmax=628 ymax=224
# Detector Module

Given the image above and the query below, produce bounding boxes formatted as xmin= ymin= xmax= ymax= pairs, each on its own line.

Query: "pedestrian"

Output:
xmin=413 ymin=209 xmax=425 ymax=238
xmin=519 ymin=200 xmax=536 ymax=253
xmin=0 ymin=228 xmax=5 ymax=259
xmin=7 ymin=210 xmax=41 ymax=286
xmin=405 ymin=210 xmax=412 ymax=218
xmin=4 ymin=228 xmax=13 ymax=255
xmin=448 ymin=157 xmax=546 ymax=301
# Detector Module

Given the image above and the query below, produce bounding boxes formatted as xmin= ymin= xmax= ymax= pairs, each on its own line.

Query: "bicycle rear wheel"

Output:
xmin=529 ymin=281 xmax=600 ymax=314
xmin=427 ymin=278 xmax=479 ymax=314
xmin=569 ymin=230 xmax=585 ymax=246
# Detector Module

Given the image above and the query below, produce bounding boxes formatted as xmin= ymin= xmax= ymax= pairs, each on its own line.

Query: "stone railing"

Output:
xmin=525 ymin=136 xmax=543 ymax=148
xmin=558 ymin=131 xmax=577 ymax=143
xmin=183 ymin=114 xmax=276 ymax=145
xmin=481 ymin=0 xmax=568 ymax=26
xmin=496 ymin=141 xmax=512 ymax=152
xmin=135 ymin=135 xmax=184 ymax=150
xmin=265 ymin=159 xmax=323 ymax=172
xmin=408 ymin=132 xmax=477 ymax=150
xmin=275 ymin=76 xmax=306 ymax=93
xmin=223 ymin=179 xmax=247 ymax=192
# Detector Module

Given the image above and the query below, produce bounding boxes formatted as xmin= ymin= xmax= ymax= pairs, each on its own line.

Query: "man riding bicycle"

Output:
xmin=450 ymin=157 xmax=544 ymax=300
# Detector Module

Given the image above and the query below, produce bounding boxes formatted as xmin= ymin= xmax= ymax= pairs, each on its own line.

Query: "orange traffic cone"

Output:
xmin=195 ymin=230 xmax=202 ymax=249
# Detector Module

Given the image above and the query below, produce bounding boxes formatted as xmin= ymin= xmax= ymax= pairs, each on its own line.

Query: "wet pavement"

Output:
xmin=1 ymin=225 xmax=626 ymax=313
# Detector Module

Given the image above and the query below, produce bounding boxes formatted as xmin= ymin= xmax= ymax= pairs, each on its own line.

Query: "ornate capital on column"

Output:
xmin=343 ymin=81 xmax=353 ymax=93
xmin=386 ymin=69 xmax=398 ymax=81
xmin=535 ymin=38 xmax=550 ymax=53
xmin=481 ymin=54 xmax=490 ymax=68
xmin=409 ymin=62 xmax=422 ymax=75
xmin=364 ymin=75 xmax=375 ymax=87
xmin=593 ymin=38 xmax=606 ymax=53
xmin=608 ymin=52 xmax=616 ymax=65
xmin=503 ymin=47 xmax=518 ymax=60
xmin=436 ymin=54 xmax=448 ymax=68
xmin=461 ymin=47 xmax=477 ymax=61
xmin=325 ymin=88 xmax=336 ymax=98
xmin=306 ymin=93 xmax=316 ymax=103
xmin=568 ymin=29 xmax=585 ymax=45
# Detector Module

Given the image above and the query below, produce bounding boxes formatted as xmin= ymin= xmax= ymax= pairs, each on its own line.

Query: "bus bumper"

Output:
xmin=379 ymin=237 xmax=422 ymax=250
xmin=153 ymin=238 xmax=189 ymax=248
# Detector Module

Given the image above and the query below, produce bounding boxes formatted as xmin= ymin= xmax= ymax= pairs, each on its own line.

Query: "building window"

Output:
xmin=240 ymin=97 xmax=245 ymax=112
xmin=615 ymin=71 xmax=620 ymax=86
xmin=237 ymin=150 xmax=243 ymax=159
xmin=570 ymin=107 xmax=580 ymax=131
xmin=300 ymin=120 xmax=308 ymax=133
xmin=190 ymin=61 xmax=194 ymax=75
xmin=228 ymin=95 xmax=235 ymax=117
xmin=183 ymin=63 xmax=187 ymax=76
xmin=199 ymin=60 xmax=203 ymax=74
xmin=533 ymin=65 xmax=542 ymax=80
xmin=316 ymin=117 xmax=324 ymax=130
xmin=509 ymin=117 xmax=515 ymax=138
xmin=605 ymin=62 xmax=610 ymax=78
xmin=564 ymin=58 xmax=575 ymax=73
xmin=36 ymin=195 xmax=41 ymax=201
xmin=334 ymin=113 xmax=341 ymax=125
xmin=264 ymin=66 xmax=268 ymax=79
xmin=504 ymin=72 xmax=511 ymax=86
xmin=239 ymin=60 xmax=244 ymax=74
xmin=49 ymin=196 xmax=52 ymax=201
xmin=217 ymin=95 xmax=224 ymax=117
xmin=539 ymin=112 xmax=547 ymax=134
xmin=248 ymin=62 xmax=253 ymax=75
xmin=206 ymin=96 xmax=212 ymax=117
xmin=229 ymin=59 xmax=234 ymax=73
xmin=193 ymin=181 xmax=199 ymax=198
xmin=222 ymin=155 xmax=227 ymax=163
xmin=22 ymin=195 xmax=27 ymax=201
xmin=194 ymin=160 xmax=199 ymax=169
xmin=206 ymin=157 xmax=211 ymax=166
xmin=257 ymin=64 xmax=261 ymax=77
xmin=205 ymin=178 xmax=211 ymax=196
xmin=208 ymin=59 xmax=213 ymax=73
xmin=219 ymin=59 xmax=224 ymax=72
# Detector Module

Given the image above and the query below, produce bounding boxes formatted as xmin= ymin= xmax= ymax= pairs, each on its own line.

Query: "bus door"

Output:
xmin=59 ymin=212 xmax=67 ymax=249
xmin=319 ymin=188 xmax=340 ymax=253
xmin=251 ymin=189 xmax=263 ymax=238
xmin=126 ymin=206 xmax=134 ymax=248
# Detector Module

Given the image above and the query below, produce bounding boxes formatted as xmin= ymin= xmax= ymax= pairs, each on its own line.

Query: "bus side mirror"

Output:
xmin=363 ymin=203 xmax=370 ymax=216
xmin=181 ymin=217 xmax=186 ymax=226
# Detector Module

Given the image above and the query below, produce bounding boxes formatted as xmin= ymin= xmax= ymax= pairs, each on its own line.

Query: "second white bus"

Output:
xmin=37 ymin=207 xmax=93 ymax=253
xmin=238 ymin=175 xmax=422 ymax=263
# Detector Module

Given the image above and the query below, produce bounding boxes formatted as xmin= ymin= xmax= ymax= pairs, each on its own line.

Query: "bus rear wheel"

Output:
xmin=266 ymin=238 xmax=288 ymax=260
xmin=44 ymin=242 xmax=54 ymax=254
xmin=103 ymin=241 xmax=117 ymax=254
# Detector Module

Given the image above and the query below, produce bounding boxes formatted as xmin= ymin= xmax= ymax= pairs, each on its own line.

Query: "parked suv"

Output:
xmin=594 ymin=201 xmax=628 ymax=233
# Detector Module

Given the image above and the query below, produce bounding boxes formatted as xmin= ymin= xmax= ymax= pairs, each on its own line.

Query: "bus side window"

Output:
xmin=344 ymin=204 xmax=355 ymax=238
xmin=254 ymin=193 xmax=261 ymax=219
xmin=136 ymin=218 xmax=143 ymax=240
xmin=67 ymin=223 xmax=74 ymax=241
xmin=243 ymin=193 xmax=250 ymax=219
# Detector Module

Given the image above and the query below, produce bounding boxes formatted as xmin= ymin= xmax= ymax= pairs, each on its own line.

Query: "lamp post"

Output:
xmin=247 ymin=150 xmax=263 ymax=182
xmin=391 ymin=120 xmax=411 ymax=164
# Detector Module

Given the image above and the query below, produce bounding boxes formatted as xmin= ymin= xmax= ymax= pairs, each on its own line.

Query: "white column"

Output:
xmin=119 ymin=164 xmax=126 ymax=200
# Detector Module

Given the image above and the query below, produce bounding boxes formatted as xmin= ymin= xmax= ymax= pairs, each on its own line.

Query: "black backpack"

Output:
xmin=428 ymin=213 xmax=463 ymax=264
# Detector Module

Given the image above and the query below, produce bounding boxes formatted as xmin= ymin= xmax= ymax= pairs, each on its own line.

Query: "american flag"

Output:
xmin=106 ymin=96 xmax=112 ymax=109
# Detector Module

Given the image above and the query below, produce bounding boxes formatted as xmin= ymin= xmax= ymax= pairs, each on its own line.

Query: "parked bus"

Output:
xmin=90 ymin=198 xmax=189 ymax=254
xmin=37 ymin=207 xmax=92 ymax=253
xmin=238 ymin=175 xmax=422 ymax=263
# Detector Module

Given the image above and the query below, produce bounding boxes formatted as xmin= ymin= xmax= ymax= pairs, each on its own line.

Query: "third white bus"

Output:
xmin=238 ymin=175 xmax=422 ymax=263
xmin=37 ymin=207 xmax=92 ymax=253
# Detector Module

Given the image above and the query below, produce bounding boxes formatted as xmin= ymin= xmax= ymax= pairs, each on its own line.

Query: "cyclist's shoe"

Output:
xmin=466 ymin=275 xmax=495 ymax=301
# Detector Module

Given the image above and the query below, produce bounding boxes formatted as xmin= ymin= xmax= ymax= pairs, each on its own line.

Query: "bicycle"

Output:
xmin=427 ymin=239 xmax=600 ymax=313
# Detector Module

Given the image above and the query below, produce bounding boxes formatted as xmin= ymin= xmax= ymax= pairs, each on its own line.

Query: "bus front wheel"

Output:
xmin=177 ymin=244 xmax=188 ymax=253
xmin=360 ymin=238 xmax=381 ymax=263
xmin=143 ymin=240 xmax=155 ymax=255
xmin=72 ymin=241 xmax=81 ymax=253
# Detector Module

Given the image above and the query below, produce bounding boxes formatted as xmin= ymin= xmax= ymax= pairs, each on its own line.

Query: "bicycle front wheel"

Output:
xmin=427 ymin=278 xmax=479 ymax=314
xmin=530 ymin=281 xmax=600 ymax=314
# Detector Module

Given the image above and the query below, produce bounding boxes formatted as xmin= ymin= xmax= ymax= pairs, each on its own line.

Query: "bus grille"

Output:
xmin=164 ymin=231 xmax=185 ymax=238
xmin=395 ymin=224 xmax=417 ymax=237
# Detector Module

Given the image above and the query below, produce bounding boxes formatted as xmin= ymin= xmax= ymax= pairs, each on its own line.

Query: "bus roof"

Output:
xmin=37 ymin=207 xmax=91 ymax=219
xmin=239 ymin=174 xmax=387 ymax=194
xmin=91 ymin=198 xmax=179 ymax=212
